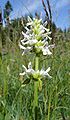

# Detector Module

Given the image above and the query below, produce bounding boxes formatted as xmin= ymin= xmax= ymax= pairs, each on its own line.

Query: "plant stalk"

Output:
xmin=34 ymin=56 xmax=39 ymax=120
xmin=48 ymin=94 xmax=51 ymax=120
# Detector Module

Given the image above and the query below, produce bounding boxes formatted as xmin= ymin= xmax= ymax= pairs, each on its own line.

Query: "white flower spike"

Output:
xmin=19 ymin=17 xmax=53 ymax=56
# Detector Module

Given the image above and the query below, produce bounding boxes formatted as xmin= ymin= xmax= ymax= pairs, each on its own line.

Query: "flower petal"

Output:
xmin=22 ymin=65 xmax=27 ymax=71
xmin=28 ymin=62 xmax=32 ymax=69
xmin=42 ymin=47 xmax=52 ymax=55
xmin=19 ymin=43 xmax=26 ymax=50
xmin=19 ymin=72 xmax=26 ymax=76
xmin=46 ymin=67 xmax=51 ymax=73
xmin=22 ymin=31 xmax=29 ymax=38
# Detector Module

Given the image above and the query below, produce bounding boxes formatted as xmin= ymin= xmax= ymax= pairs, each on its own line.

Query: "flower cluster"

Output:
xmin=20 ymin=62 xmax=52 ymax=81
xmin=19 ymin=17 xmax=54 ymax=56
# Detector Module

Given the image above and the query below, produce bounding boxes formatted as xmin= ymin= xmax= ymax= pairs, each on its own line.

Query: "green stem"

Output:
xmin=34 ymin=56 xmax=39 ymax=120
xmin=48 ymin=94 xmax=51 ymax=120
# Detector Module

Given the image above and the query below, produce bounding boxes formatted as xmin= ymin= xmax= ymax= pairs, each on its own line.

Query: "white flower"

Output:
xmin=48 ymin=44 xmax=55 ymax=49
xmin=23 ymin=62 xmax=34 ymax=75
xmin=42 ymin=46 xmax=52 ymax=55
xmin=40 ymin=67 xmax=52 ymax=78
xmin=22 ymin=31 xmax=29 ymax=39
xmin=22 ymin=47 xmax=32 ymax=56
xmin=42 ymin=43 xmax=55 ymax=56
xmin=19 ymin=43 xmax=32 ymax=55
xmin=20 ymin=62 xmax=51 ymax=79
